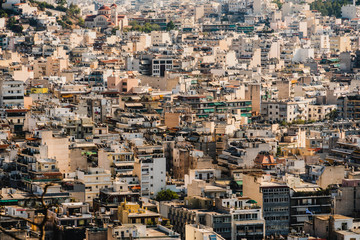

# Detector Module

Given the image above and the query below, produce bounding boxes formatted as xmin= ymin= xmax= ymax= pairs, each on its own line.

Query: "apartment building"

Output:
xmin=77 ymin=167 xmax=112 ymax=205
xmin=261 ymin=100 xmax=309 ymax=122
xmin=133 ymin=145 xmax=166 ymax=198
xmin=308 ymin=104 xmax=337 ymax=121
xmin=0 ymin=79 xmax=24 ymax=107
xmin=290 ymin=186 xmax=332 ymax=231
xmin=243 ymin=174 xmax=290 ymax=236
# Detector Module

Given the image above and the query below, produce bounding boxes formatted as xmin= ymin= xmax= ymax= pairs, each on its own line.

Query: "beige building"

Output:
xmin=330 ymin=36 xmax=351 ymax=53
xmin=33 ymin=57 xmax=68 ymax=78
xmin=150 ymin=31 xmax=171 ymax=45
xmin=308 ymin=104 xmax=337 ymax=121
xmin=77 ymin=167 xmax=112 ymax=204
xmin=39 ymin=130 xmax=70 ymax=173
xmin=185 ymin=224 xmax=225 ymax=240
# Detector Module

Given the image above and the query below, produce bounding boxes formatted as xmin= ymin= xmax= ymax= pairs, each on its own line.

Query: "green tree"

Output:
xmin=56 ymin=0 xmax=66 ymax=6
xmin=78 ymin=17 xmax=84 ymax=27
xmin=129 ymin=21 xmax=160 ymax=32
xmin=29 ymin=18 xmax=38 ymax=27
xmin=272 ymin=0 xmax=283 ymax=9
xmin=326 ymin=109 xmax=339 ymax=120
xmin=156 ymin=189 xmax=179 ymax=201
xmin=68 ymin=3 xmax=81 ymax=16
xmin=166 ymin=20 xmax=175 ymax=31
xmin=276 ymin=146 xmax=282 ymax=156
xmin=7 ymin=16 xmax=16 ymax=27
xmin=0 ymin=10 xmax=8 ymax=18
xmin=111 ymin=26 xmax=119 ymax=35
xmin=7 ymin=17 xmax=23 ymax=34
xmin=310 ymin=0 xmax=349 ymax=18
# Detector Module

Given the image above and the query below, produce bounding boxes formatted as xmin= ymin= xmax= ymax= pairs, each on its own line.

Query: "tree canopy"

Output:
xmin=127 ymin=21 xmax=161 ymax=33
xmin=156 ymin=189 xmax=179 ymax=201
xmin=310 ymin=0 xmax=355 ymax=18
xmin=166 ymin=21 xmax=175 ymax=31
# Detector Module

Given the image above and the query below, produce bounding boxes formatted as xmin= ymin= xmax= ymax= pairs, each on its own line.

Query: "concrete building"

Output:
xmin=185 ymin=224 xmax=225 ymax=240
xmin=76 ymin=167 xmax=112 ymax=205
xmin=134 ymin=145 xmax=166 ymax=198
xmin=0 ymin=79 xmax=25 ymax=107
xmin=242 ymin=174 xmax=290 ymax=236
xmin=330 ymin=36 xmax=351 ymax=53
xmin=304 ymin=214 xmax=360 ymax=240
xmin=342 ymin=4 xmax=360 ymax=19
xmin=290 ymin=186 xmax=332 ymax=231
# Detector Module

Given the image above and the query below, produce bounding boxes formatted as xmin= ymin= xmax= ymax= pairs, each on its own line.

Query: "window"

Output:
xmin=342 ymin=223 xmax=348 ymax=230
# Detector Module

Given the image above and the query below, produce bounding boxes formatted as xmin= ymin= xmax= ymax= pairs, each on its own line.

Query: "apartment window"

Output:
xmin=342 ymin=223 xmax=348 ymax=230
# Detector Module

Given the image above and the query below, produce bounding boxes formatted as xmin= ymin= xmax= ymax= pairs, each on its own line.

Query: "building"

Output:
xmin=261 ymin=101 xmax=309 ymax=123
xmin=76 ymin=167 xmax=112 ymax=205
xmin=0 ymin=79 xmax=24 ymax=107
xmin=85 ymin=5 xmax=128 ymax=29
xmin=342 ymin=4 xmax=360 ymax=19
xmin=242 ymin=174 xmax=290 ymax=237
xmin=185 ymin=224 xmax=225 ymax=240
xmin=290 ymin=186 xmax=332 ymax=231
xmin=330 ymin=36 xmax=351 ymax=53
xmin=133 ymin=145 xmax=166 ymax=198
xmin=304 ymin=214 xmax=360 ymax=240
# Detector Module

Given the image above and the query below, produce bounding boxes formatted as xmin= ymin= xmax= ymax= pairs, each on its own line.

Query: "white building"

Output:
xmin=184 ymin=168 xmax=221 ymax=187
xmin=0 ymin=79 xmax=25 ymax=107
xmin=342 ymin=4 xmax=360 ymax=19
xmin=134 ymin=145 xmax=166 ymax=198
xmin=152 ymin=58 xmax=173 ymax=76
xmin=150 ymin=31 xmax=171 ymax=45
xmin=185 ymin=224 xmax=225 ymax=240
xmin=292 ymin=48 xmax=314 ymax=63
xmin=262 ymin=101 xmax=309 ymax=122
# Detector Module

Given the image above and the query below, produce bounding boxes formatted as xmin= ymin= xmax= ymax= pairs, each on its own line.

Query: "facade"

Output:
xmin=85 ymin=5 xmax=128 ymax=29
xmin=134 ymin=145 xmax=166 ymax=198
xmin=0 ymin=79 xmax=24 ymax=107
xmin=342 ymin=4 xmax=360 ymax=19
xmin=261 ymin=101 xmax=309 ymax=122
xmin=261 ymin=184 xmax=290 ymax=236
xmin=290 ymin=187 xmax=332 ymax=231
xmin=77 ymin=167 xmax=112 ymax=205
xmin=242 ymin=174 xmax=290 ymax=237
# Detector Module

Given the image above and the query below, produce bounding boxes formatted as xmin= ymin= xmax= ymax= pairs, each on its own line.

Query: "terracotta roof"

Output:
xmin=5 ymin=109 xmax=28 ymax=113
xmin=100 ymin=59 xmax=119 ymax=63
xmin=99 ymin=5 xmax=111 ymax=10
xmin=254 ymin=153 xmax=276 ymax=165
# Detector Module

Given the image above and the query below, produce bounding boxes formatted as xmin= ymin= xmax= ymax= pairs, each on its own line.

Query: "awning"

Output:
xmin=203 ymin=109 xmax=214 ymax=113
xmin=82 ymin=151 xmax=97 ymax=156
xmin=125 ymin=103 xmax=143 ymax=107
xmin=214 ymin=102 xmax=225 ymax=106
